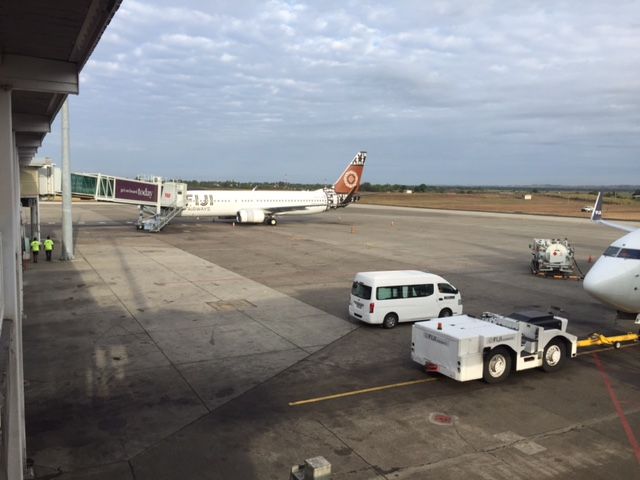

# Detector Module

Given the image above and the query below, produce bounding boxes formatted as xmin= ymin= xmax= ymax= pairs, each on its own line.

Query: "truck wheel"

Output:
xmin=382 ymin=313 xmax=398 ymax=329
xmin=438 ymin=308 xmax=452 ymax=318
xmin=483 ymin=347 xmax=511 ymax=383
xmin=542 ymin=339 xmax=566 ymax=372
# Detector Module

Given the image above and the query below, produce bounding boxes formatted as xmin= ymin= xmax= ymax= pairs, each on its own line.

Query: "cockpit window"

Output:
xmin=603 ymin=246 xmax=640 ymax=259
xmin=603 ymin=246 xmax=620 ymax=257
xmin=617 ymin=248 xmax=640 ymax=260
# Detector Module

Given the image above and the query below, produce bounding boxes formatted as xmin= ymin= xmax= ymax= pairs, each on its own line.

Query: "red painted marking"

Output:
xmin=593 ymin=353 xmax=640 ymax=464
xmin=433 ymin=414 xmax=453 ymax=425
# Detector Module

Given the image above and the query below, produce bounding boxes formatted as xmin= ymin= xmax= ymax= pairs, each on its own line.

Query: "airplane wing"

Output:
xmin=264 ymin=204 xmax=324 ymax=214
xmin=591 ymin=192 xmax=636 ymax=232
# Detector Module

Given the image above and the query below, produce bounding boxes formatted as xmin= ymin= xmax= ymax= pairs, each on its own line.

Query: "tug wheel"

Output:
xmin=542 ymin=339 xmax=566 ymax=372
xmin=483 ymin=347 xmax=511 ymax=383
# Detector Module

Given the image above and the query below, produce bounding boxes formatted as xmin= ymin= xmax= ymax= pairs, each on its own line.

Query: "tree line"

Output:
xmin=177 ymin=179 xmax=638 ymax=196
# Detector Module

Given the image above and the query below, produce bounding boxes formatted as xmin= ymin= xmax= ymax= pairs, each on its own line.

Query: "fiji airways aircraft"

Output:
xmin=181 ymin=151 xmax=366 ymax=225
xmin=583 ymin=192 xmax=640 ymax=323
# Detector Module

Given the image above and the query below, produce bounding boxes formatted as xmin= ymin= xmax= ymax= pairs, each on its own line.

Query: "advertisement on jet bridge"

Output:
xmin=114 ymin=179 xmax=159 ymax=204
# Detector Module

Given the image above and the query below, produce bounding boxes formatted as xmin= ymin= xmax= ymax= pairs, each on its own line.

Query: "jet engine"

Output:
xmin=236 ymin=209 xmax=266 ymax=224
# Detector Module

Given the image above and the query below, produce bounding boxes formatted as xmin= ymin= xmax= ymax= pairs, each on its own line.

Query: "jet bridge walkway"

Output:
xmin=70 ymin=173 xmax=187 ymax=232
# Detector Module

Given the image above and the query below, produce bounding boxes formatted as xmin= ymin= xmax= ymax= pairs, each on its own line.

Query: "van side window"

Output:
xmin=377 ymin=286 xmax=404 ymax=300
xmin=377 ymin=284 xmax=435 ymax=300
xmin=438 ymin=283 xmax=458 ymax=294
xmin=408 ymin=284 xmax=434 ymax=298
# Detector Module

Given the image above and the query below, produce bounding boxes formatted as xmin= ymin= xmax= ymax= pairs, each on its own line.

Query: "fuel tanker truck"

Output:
xmin=529 ymin=238 xmax=576 ymax=276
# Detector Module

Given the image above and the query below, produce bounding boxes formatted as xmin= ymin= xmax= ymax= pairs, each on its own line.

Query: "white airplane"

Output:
xmin=583 ymin=192 xmax=640 ymax=323
xmin=181 ymin=151 xmax=366 ymax=225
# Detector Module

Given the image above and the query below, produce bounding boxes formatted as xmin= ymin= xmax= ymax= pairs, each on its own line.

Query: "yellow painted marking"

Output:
xmin=289 ymin=377 xmax=437 ymax=407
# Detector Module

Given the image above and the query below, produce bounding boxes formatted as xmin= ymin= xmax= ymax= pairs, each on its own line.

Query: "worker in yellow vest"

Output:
xmin=44 ymin=236 xmax=54 ymax=262
xmin=30 ymin=237 xmax=41 ymax=263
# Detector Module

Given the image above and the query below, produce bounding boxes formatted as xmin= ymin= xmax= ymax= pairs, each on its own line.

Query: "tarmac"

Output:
xmin=23 ymin=202 xmax=640 ymax=479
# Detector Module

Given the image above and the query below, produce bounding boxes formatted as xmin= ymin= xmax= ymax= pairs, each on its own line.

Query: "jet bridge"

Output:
xmin=70 ymin=173 xmax=187 ymax=231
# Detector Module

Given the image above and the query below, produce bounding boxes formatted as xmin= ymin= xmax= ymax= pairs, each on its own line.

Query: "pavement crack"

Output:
xmin=128 ymin=460 xmax=137 ymax=479
xmin=453 ymin=423 xmax=479 ymax=454
xmin=480 ymin=406 xmax=640 ymax=456
xmin=315 ymin=419 xmax=391 ymax=480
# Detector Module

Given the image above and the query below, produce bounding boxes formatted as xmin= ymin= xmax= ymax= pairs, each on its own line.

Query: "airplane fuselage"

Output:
xmin=181 ymin=189 xmax=330 ymax=218
xmin=583 ymin=229 xmax=640 ymax=314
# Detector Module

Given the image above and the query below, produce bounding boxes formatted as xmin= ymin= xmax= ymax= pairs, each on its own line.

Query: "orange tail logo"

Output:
xmin=334 ymin=151 xmax=366 ymax=194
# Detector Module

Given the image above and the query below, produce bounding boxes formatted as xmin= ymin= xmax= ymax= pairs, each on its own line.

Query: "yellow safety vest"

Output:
xmin=31 ymin=240 xmax=41 ymax=252
xmin=44 ymin=239 xmax=54 ymax=251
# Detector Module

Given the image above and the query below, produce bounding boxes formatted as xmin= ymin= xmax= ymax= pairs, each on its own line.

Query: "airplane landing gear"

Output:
xmin=265 ymin=217 xmax=277 ymax=226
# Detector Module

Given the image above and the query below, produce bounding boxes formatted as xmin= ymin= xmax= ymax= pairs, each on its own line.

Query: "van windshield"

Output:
xmin=351 ymin=282 xmax=372 ymax=300
xmin=438 ymin=283 xmax=458 ymax=294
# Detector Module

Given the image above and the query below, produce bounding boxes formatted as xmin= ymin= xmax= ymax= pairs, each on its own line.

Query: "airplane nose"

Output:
xmin=583 ymin=269 xmax=605 ymax=299
xmin=583 ymin=257 xmax=633 ymax=310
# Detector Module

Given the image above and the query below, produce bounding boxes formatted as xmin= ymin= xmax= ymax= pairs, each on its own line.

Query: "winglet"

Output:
xmin=591 ymin=192 xmax=602 ymax=222
xmin=333 ymin=151 xmax=367 ymax=194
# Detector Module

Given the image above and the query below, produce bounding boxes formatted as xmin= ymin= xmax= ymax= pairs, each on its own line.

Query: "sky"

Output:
xmin=39 ymin=0 xmax=640 ymax=185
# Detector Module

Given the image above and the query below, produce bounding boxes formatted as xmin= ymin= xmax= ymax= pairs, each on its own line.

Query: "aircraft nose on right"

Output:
xmin=582 ymin=259 xmax=613 ymax=298
xmin=583 ymin=258 xmax=624 ymax=304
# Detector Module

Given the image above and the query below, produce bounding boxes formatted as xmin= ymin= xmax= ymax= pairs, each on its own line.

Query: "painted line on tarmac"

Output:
xmin=592 ymin=352 xmax=640 ymax=464
xmin=289 ymin=377 xmax=438 ymax=407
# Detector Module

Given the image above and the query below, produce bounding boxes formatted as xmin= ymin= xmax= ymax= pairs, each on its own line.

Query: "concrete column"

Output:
xmin=29 ymin=198 xmax=40 ymax=241
xmin=60 ymin=99 xmax=74 ymax=260
xmin=0 ymin=88 xmax=26 ymax=480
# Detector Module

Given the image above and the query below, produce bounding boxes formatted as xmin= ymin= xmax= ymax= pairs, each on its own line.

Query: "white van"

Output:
xmin=348 ymin=270 xmax=463 ymax=328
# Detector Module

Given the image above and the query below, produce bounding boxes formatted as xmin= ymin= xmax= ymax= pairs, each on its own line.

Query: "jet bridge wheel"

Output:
xmin=542 ymin=338 xmax=566 ymax=372
xmin=483 ymin=347 xmax=512 ymax=383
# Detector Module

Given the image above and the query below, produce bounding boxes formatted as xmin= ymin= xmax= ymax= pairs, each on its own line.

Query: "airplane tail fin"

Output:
xmin=333 ymin=151 xmax=367 ymax=195
xmin=590 ymin=191 xmax=636 ymax=232
xmin=591 ymin=192 xmax=603 ymax=222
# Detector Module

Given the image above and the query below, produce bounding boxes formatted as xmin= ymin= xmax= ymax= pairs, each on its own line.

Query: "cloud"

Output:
xmin=39 ymin=0 xmax=640 ymax=185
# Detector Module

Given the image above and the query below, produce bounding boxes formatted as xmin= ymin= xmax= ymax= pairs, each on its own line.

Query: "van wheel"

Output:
xmin=542 ymin=339 xmax=566 ymax=372
xmin=483 ymin=347 xmax=511 ymax=383
xmin=438 ymin=308 xmax=452 ymax=318
xmin=382 ymin=313 xmax=398 ymax=329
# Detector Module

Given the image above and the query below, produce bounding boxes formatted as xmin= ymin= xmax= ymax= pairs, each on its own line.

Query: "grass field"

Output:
xmin=359 ymin=192 xmax=640 ymax=221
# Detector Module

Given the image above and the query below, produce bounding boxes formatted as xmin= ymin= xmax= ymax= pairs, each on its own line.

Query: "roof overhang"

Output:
xmin=1 ymin=0 xmax=122 ymax=163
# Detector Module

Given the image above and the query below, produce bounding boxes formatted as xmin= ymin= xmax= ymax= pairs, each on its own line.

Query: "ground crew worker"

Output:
xmin=30 ymin=237 xmax=41 ymax=263
xmin=44 ymin=236 xmax=54 ymax=261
